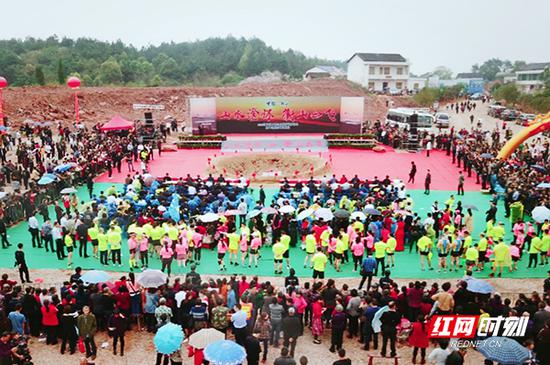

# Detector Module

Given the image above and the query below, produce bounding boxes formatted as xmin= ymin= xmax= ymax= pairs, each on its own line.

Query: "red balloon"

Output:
xmin=67 ymin=76 xmax=81 ymax=88
xmin=0 ymin=77 xmax=7 ymax=89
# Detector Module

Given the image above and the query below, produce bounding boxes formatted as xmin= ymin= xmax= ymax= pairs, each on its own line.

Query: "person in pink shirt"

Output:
xmin=175 ymin=239 xmax=188 ymax=272
xmin=292 ymin=290 xmax=308 ymax=326
xmin=249 ymin=232 xmax=262 ymax=268
xmin=160 ymin=240 xmax=174 ymax=277
xmin=363 ymin=232 xmax=374 ymax=252
xmin=347 ymin=224 xmax=358 ymax=245
xmin=217 ymin=238 xmax=228 ymax=271
xmin=139 ymin=236 xmax=149 ymax=269
xmin=327 ymin=235 xmax=337 ymax=265
xmin=510 ymin=244 xmax=520 ymax=271
xmin=127 ymin=233 xmax=138 ymax=272
xmin=191 ymin=227 xmax=203 ymax=263
xmin=161 ymin=234 xmax=172 ymax=249
xmin=351 ymin=236 xmax=365 ymax=272
xmin=526 ymin=222 xmax=536 ymax=250
xmin=238 ymin=276 xmax=249 ymax=297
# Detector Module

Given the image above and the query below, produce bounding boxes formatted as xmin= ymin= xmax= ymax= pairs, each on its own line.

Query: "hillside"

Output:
xmin=0 ymin=36 xmax=343 ymax=87
xmin=2 ymin=80 xmax=417 ymax=127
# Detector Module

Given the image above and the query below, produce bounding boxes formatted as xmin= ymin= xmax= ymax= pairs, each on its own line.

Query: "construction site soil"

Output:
xmin=2 ymin=79 xmax=417 ymax=128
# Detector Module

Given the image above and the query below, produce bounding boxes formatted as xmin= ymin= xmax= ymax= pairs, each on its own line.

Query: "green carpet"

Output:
xmin=0 ymin=185 xmax=547 ymax=279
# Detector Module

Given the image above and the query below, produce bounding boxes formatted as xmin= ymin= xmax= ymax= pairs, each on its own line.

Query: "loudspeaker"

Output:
xmin=144 ymin=112 xmax=153 ymax=124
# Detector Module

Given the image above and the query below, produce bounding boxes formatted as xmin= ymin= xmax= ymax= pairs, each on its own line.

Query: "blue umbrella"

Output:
xmin=477 ymin=337 xmax=529 ymax=365
xmin=531 ymin=164 xmax=547 ymax=173
xmin=537 ymin=182 xmax=550 ymax=189
xmin=204 ymin=340 xmax=246 ymax=365
xmin=80 ymin=270 xmax=111 ymax=284
xmin=480 ymin=153 xmax=493 ymax=159
xmin=38 ymin=173 xmax=57 ymax=185
xmin=464 ymin=277 xmax=493 ymax=294
xmin=154 ymin=323 xmax=184 ymax=355
xmin=54 ymin=163 xmax=78 ymax=173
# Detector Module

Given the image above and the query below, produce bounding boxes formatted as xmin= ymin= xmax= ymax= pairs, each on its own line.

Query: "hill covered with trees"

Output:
xmin=0 ymin=36 xmax=343 ymax=87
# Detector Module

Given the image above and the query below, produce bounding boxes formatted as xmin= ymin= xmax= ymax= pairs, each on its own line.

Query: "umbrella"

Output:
xmin=261 ymin=207 xmax=278 ymax=215
xmin=204 ymin=340 xmax=246 ymax=365
xmin=480 ymin=153 xmax=493 ymax=159
xmin=37 ymin=173 xmax=56 ymax=185
xmin=334 ymin=209 xmax=350 ymax=219
xmin=199 ymin=213 xmax=220 ymax=223
xmin=224 ymin=209 xmax=240 ymax=216
xmin=154 ymin=323 xmax=184 ymax=355
xmin=364 ymin=208 xmax=381 ymax=215
xmin=537 ymin=182 xmax=550 ymax=189
xmin=463 ymin=204 xmax=479 ymax=211
xmin=246 ymin=210 xmax=261 ymax=219
xmin=188 ymin=328 xmax=225 ymax=349
xmin=477 ymin=337 xmax=529 ymax=365
xmin=296 ymin=208 xmax=314 ymax=221
xmin=80 ymin=270 xmax=111 ymax=284
xmin=60 ymin=187 xmax=78 ymax=194
xmin=531 ymin=206 xmax=550 ymax=223
xmin=463 ymin=277 xmax=493 ymax=294
xmin=531 ymin=164 xmax=547 ymax=173
xmin=136 ymin=269 xmax=168 ymax=288
xmin=350 ymin=211 xmax=367 ymax=221
xmin=314 ymin=208 xmax=334 ymax=221
xmin=279 ymin=205 xmax=295 ymax=214
xmin=54 ymin=163 xmax=78 ymax=173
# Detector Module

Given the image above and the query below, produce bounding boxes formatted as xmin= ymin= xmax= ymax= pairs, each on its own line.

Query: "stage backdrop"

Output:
xmin=190 ymin=96 xmax=363 ymax=134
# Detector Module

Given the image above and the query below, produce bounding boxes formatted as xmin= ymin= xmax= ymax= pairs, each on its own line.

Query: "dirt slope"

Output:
xmin=2 ymin=79 xmax=417 ymax=127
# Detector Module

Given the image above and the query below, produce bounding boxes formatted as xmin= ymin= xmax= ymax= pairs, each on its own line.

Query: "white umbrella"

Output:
xmin=296 ymin=208 xmax=314 ymax=221
xmin=60 ymin=187 xmax=78 ymax=194
xmin=246 ymin=210 xmax=261 ymax=219
xmin=279 ymin=205 xmax=295 ymax=214
xmin=261 ymin=207 xmax=278 ymax=215
xmin=350 ymin=211 xmax=367 ymax=221
xmin=136 ymin=269 xmax=168 ymax=288
xmin=189 ymin=328 xmax=225 ymax=349
xmin=315 ymin=208 xmax=334 ymax=221
xmin=200 ymin=212 xmax=220 ymax=223
xmin=532 ymin=206 xmax=550 ymax=223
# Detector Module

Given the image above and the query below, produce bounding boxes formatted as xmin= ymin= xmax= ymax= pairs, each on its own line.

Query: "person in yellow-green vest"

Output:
xmin=272 ymin=239 xmax=286 ymax=275
xmin=150 ymin=222 xmax=164 ymax=258
xmin=373 ymin=240 xmax=387 ymax=276
xmin=386 ymin=235 xmax=397 ymax=268
xmin=64 ymin=232 xmax=74 ymax=268
xmin=303 ymin=233 xmax=316 ymax=268
xmin=108 ymin=225 xmax=123 ymax=267
xmin=98 ymin=228 xmax=109 ymax=266
xmin=280 ymin=232 xmax=291 ymax=270
xmin=88 ymin=222 xmax=99 ymax=259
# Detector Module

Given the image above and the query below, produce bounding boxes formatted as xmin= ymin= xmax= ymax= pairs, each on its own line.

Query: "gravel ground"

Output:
xmin=21 ymin=268 xmax=544 ymax=365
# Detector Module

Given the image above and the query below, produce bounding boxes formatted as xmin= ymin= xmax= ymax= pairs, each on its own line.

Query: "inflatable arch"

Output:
xmin=497 ymin=112 xmax=550 ymax=160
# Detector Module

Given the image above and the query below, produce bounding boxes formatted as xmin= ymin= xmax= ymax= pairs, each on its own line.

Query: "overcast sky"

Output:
xmin=4 ymin=0 xmax=549 ymax=75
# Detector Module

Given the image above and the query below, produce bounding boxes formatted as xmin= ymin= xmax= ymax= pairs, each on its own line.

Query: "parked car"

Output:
xmin=435 ymin=112 xmax=450 ymax=128
xmin=470 ymin=93 xmax=484 ymax=100
xmin=501 ymin=109 xmax=519 ymax=121
xmin=517 ymin=113 xmax=536 ymax=126
xmin=488 ymin=105 xmax=506 ymax=117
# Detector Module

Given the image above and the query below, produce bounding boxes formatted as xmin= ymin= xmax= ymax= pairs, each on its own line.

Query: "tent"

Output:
xmin=100 ymin=116 xmax=134 ymax=132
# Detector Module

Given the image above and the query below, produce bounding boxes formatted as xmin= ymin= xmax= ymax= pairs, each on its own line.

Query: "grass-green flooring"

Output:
xmin=0 ymin=184 xmax=547 ymax=279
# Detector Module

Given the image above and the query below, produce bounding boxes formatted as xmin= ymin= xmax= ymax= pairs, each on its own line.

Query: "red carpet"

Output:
xmin=96 ymin=149 xmax=478 ymax=191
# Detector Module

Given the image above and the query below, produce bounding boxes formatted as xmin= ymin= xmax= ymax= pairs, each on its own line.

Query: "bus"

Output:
xmin=385 ymin=108 xmax=435 ymax=131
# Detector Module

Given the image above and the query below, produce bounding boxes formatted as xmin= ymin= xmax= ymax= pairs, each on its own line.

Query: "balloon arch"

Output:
xmin=497 ymin=112 xmax=550 ymax=160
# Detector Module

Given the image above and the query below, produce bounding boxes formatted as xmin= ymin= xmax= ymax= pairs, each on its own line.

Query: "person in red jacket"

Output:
xmin=41 ymin=299 xmax=59 ymax=345
xmin=408 ymin=314 xmax=429 ymax=364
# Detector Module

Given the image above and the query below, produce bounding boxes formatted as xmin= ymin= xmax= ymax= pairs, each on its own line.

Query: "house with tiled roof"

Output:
xmin=346 ymin=53 xmax=409 ymax=92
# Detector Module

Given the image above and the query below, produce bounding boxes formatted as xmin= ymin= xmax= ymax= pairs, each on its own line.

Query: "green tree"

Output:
xmin=221 ymin=71 xmax=243 ymax=85
xmin=413 ymin=88 xmax=441 ymax=106
xmin=493 ymin=83 xmax=520 ymax=104
xmin=57 ymin=59 xmax=65 ymax=84
xmin=98 ymin=57 xmax=123 ymax=84
xmin=432 ymin=66 xmax=453 ymax=79
xmin=35 ymin=66 xmax=45 ymax=85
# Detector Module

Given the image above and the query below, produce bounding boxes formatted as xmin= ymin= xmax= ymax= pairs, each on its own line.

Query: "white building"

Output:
xmin=303 ymin=65 xmax=346 ymax=80
xmin=407 ymin=77 xmax=427 ymax=91
xmin=515 ymin=62 xmax=550 ymax=94
xmin=346 ymin=53 xmax=409 ymax=92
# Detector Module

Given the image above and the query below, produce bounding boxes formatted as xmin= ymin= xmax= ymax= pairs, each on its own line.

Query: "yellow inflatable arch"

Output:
xmin=497 ymin=112 xmax=550 ymax=160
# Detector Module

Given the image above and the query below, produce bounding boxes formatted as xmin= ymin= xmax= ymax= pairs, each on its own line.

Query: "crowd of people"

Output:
xmin=1 ymin=266 xmax=550 ymax=364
